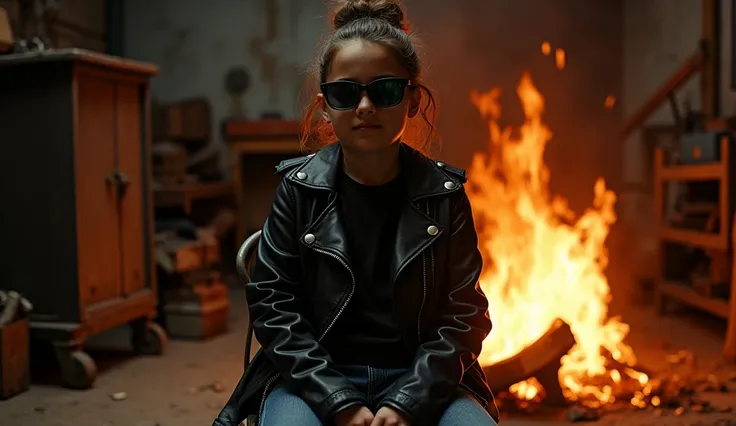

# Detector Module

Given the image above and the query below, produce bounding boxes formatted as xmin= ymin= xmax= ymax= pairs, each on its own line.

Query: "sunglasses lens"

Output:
xmin=324 ymin=82 xmax=361 ymax=110
xmin=367 ymin=79 xmax=407 ymax=107
xmin=322 ymin=78 xmax=409 ymax=110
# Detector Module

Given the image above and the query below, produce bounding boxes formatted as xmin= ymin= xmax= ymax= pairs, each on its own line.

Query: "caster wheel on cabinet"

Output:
xmin=55 ymin=348 xmax=97 ymax=389
xmin=132 ymin=321 xmax=168 ymax=355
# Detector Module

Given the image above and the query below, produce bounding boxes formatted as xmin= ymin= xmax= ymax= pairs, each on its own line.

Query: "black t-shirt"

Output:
xmin=320 ymin=171 xmax=414 ymax=368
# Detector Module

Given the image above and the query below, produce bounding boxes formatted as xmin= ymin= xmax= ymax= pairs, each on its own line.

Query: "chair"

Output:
xmin=237 ymin=229 xmax=261 ymax=369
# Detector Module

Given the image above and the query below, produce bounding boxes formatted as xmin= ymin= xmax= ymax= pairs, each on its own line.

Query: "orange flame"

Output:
xmin=468 ymin=73 xmax=642 ymax=404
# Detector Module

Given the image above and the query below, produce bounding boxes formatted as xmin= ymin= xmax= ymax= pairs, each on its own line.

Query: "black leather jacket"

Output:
xmin=214 ymin=143 xmax=498 ymax=426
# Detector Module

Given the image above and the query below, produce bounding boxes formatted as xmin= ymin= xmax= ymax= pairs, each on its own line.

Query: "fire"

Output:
xmin=468 ymin=73 xmax=645 ymax=405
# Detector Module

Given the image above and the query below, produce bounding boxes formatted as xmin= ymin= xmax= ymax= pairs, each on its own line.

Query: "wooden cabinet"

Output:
xmin=0 ymin=49 xmax=166 ymax=388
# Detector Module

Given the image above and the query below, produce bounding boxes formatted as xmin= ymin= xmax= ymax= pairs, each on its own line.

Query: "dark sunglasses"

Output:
xmin=320 ymin=77 xmax=412 ymax=110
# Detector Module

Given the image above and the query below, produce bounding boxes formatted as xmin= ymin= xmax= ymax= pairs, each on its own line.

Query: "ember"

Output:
xmin=555 ymin=48 xmax=566 ymax=70
xmin=541 ymin=41 xmax=551 ymax=56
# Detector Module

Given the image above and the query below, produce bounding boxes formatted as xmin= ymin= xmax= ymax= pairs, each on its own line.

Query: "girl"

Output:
xmin=215 ymin=1 xmax=498 ymax=425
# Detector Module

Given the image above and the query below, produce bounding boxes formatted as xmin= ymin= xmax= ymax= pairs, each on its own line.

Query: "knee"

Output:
xmin=438 ymin=396 xmax=497 ymax=426
xmin=261 ymin=385 xmax=322 ymax=425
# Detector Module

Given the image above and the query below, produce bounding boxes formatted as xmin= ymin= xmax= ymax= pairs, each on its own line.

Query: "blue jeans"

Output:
xmin=260 ymin=365 xmax=498 ymax=426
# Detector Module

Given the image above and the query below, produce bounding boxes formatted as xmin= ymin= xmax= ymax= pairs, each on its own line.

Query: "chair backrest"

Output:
xmin=237 ymin=229 xmax=262 ymax=283
xmin=238 ymin=229 xmax=262 ymax=369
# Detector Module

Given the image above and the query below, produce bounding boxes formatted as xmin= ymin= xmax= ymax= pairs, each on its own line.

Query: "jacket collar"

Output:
xmin=285 ymin=142 xmax=464 ymax=201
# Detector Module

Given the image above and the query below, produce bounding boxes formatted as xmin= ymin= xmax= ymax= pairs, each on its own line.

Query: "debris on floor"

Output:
xmin=496 ymin=347 xmax=736 ymax=424
xmin=110 ymin=392 xmax=127 ymax=401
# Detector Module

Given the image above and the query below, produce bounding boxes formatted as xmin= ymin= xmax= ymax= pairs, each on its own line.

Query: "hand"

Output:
xmin=370 ymin=407 xmax=411 ymax=426
xmin=334 ymin=405 xmax=375 ymax=426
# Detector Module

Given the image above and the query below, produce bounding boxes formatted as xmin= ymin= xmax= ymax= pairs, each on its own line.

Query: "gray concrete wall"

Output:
xmin=124 ymin=0 xmax=328 ymax=118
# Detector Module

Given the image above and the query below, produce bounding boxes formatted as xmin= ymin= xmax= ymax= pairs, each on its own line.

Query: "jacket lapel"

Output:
xmin=286 ymin=142 xmax=464 ymax=279
xmin=285 ymin=143 xmax=351 ymax=266
xmin=390 ymin=145 xmax=461 ymax=283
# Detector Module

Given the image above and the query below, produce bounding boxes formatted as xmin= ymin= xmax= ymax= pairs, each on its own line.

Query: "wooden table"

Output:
xmin=226 ymin=119 xmax=303 ymax=245
xmin=154 ymin=181 xmax=234 ymax=214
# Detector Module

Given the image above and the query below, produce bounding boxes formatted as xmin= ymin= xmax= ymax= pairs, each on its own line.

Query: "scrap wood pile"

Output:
xmin=151 ymin=98 xmax=221 ymax=186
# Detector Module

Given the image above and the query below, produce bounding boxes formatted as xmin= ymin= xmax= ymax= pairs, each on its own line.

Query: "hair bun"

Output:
xmin=331 ymin=0 xmax=409 ymax=33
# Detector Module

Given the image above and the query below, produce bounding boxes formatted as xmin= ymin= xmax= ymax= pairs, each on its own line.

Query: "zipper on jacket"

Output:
xmin=418 ymin=252 xmax=427 ymax=343
xmin=258 ymin=374 xmax=280 ymax=421
xmin=314 ymin=247 xmax=356 ymax=341
xmin=258 ymin=246 xmax=356 ymax=421
xmin=417 ymin=201 xmax=431 ymax=343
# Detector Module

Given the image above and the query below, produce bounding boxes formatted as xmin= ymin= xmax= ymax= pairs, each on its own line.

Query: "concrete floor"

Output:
xmin=2 ymin=288 xmax=736 ymax=426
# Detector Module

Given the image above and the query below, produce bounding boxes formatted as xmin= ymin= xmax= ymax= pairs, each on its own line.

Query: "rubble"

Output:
xmin=494 ymin=348 xmax=736 ymax=423
xmin=565 ymin=404 xmax=600 ymax=422
xmin=199 ymin=381 xmax=225 ymax=393
xmin=0 ymin=290 xmax=32 ymax=326
xmin=110 ymin=392 xmax=128 ymax=401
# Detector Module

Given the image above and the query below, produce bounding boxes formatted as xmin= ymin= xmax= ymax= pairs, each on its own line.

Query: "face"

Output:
xmin=319 ymin=39 xmax=420 ymax=153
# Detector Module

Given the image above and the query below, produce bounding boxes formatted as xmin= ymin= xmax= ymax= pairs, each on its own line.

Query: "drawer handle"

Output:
xmin=105 ymin=171 xmax=132 ymax=197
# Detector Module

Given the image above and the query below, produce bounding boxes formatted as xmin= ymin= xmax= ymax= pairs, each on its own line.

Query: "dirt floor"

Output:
xmin=2 ymin=287 xmax=736 ymax=426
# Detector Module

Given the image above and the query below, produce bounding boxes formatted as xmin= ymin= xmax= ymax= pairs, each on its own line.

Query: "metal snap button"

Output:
xmin=304 ymin=233 xmax=315 ymax=244
xmin=427 ymin=225 xmax=439 ymax=236
xmin=444 ymin=181 xmax=456 ymax=190
xmin=436 ymin=161 xmax=445 ymax=167
xmin=296 ymin=172 xmax=307 ymax=180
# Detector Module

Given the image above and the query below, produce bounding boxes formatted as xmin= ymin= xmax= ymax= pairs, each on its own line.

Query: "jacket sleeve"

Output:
xmin=377 ymin=190 xmax=492 ymax=424
xmin=246 ymin=180 xmax=367 ymax=421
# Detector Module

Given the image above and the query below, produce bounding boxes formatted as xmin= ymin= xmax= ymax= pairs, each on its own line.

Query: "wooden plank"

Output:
xmin=232 ymin=140 xmax=301 ymax=154
xmin=0 ymin=6 xmax=12 ymax=52
xmin=223 ymin=119 xmax=301 ymax=140
xmin=229 ymin=138 xmax=301 ymax=245
xmin=719 ymin=139 xmax=731 ymax=255
xmin=725 ymin=213 xmax=736 ymax=362
xmin=154 ymin=181 xmax=233 ymax=214
xmin=658 ymin=280 xmax=730 ymax=319
xmin=0 ymin=49 xmax=159 ymax=77
xmin=659 ymin=227 xmax=727 ymax=250
xmin=84 ymin=290 xmax=156 ymax=337
xmin=620 ymin=48 xmax=707 ymax=139
xmin=659 ymin=162 xmax=724 ymax=181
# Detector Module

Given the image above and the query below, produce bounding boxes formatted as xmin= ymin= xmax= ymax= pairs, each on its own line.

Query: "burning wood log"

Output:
xmin=483 ymin=319 xmax=575 ymax=405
